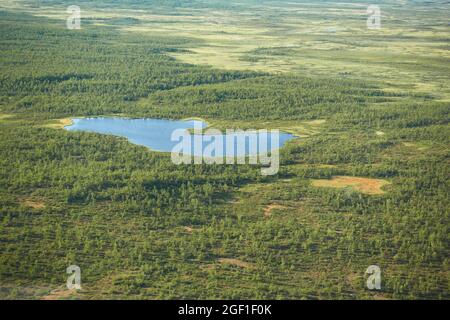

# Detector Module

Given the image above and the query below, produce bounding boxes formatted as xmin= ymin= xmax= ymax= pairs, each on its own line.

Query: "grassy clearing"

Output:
xmin=311 ymin=176 xmax=391 ymax=195
xmin=218 ymin=258 xmax=254 ymax=269
xmin=43 ymin=118 xmax=74 ymax=129
xmin=200 ymin=118 xmax=326 ymax=137
xmin=21 ymin=198 xmax=46 ymax=210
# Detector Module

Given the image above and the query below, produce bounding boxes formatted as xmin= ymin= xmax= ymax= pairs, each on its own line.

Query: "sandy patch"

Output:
xmin=44 ymin=118 xmax=73 ymax=129
xmin=311 ymin=176 xmax=390 ymax=195
xmin=59 ymin=118 xmax=73 ymax=127
xmin=375 ymin=131 xmax=385 ymax=136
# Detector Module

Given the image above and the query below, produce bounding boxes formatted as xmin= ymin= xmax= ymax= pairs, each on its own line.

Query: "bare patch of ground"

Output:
xmin=44 ymin=118 xmax=73 ymax=129
xmin=183 ymin=226 xmax=195 ymax=233
xmin=311 ymin=176 xmax=390 ymax=195
xmin=346 ymin=272 xmax=362 ymax=289
xmin=60 ymin=118 xmax=73 ymax=127
xmin=218 ymin=258 xmax=253 ymax=269
xmin=304 ymin=119 xmax=326 ymax=126
xmin=263 ymin=204 xmax=287 ymax=217
xmin=22 ymin=198 xmax=46 ymax=209
xmin=375 ymin=131 xmax=385 ymax=136
xmin=41 ymin=288 xmax=79 ymax=300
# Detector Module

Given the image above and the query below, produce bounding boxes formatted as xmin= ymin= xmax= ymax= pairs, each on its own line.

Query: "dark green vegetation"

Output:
xmin=0 ymin=1 xmax=449 ymax=299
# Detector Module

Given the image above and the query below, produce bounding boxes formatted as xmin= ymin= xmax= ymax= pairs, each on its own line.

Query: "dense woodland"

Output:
xmin=0 ymin=7 xmax=448 ymax=299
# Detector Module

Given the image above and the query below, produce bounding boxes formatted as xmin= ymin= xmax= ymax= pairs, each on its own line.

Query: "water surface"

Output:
xmin=65 ymin=117 xmax=295 ymax=156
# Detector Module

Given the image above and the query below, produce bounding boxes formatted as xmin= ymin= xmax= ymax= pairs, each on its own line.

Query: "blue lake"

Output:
xmin=65 ymin=117 xmax=295 ymax=157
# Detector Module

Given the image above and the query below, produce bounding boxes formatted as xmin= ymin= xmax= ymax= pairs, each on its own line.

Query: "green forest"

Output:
xmin=0 ymin=1 xmax=448 ymax=299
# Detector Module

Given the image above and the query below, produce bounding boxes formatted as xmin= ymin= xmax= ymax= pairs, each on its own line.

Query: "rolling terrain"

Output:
xmin=0 ymin=0 xmax=448 ymax=299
